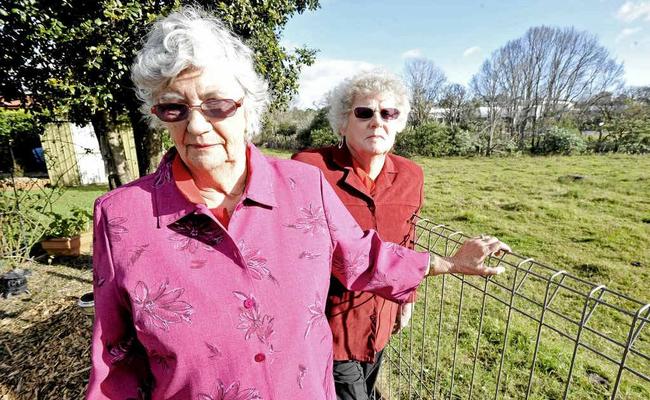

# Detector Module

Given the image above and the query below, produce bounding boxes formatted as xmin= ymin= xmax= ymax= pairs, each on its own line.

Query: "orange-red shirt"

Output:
xmin=350 ymin=157 xmax=376 ymax=194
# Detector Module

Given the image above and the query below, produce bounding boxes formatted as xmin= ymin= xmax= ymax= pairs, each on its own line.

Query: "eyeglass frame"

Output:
xmin=150 ymin=98 xmax=244 ymax=123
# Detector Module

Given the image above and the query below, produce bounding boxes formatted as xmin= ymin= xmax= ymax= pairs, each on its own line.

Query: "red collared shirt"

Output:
xmin=292 ymin=146 xmax=424 ymax=362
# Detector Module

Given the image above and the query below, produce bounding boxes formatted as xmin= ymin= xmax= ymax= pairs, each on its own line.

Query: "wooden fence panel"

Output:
xmin=41 ymin=123 xmax=80 ymax=186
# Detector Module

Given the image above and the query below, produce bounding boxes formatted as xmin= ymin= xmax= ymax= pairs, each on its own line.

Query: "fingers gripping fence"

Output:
xmin=375 ymin=217 xmax=650 ymax=400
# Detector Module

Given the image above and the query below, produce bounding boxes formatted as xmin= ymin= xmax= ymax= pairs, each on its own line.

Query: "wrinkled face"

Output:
xmin=340 ymin=93 xmax=402 ymax=158
xmin=156 ymin=64 xmax=247 ymax=175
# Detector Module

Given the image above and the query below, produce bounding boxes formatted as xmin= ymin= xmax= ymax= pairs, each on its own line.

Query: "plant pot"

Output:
xmin=77 ymin=292 xmax=94 ymax=316
xmin=40 ymin=235 xmax=81 ymax=256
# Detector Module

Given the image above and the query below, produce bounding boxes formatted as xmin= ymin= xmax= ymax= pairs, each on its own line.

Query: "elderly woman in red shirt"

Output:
xmin=293 ymin=70 xmax=427 ymax=400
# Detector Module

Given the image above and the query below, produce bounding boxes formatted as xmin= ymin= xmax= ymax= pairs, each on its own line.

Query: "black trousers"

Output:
xmin=333 ymin=350 xmax=384 ymax=400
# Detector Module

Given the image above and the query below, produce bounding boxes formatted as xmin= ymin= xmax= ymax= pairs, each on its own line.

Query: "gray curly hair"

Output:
xmin=326 ymin=69 xmax=411 ymax=136
xmin=131 ymin=6 xmax=269 ymax=139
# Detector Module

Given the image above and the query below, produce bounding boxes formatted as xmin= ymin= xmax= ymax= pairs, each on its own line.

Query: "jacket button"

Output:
xmin=244 ymin=299 xmax=255 ymax=309
xmin=254 ymin=353 xmax=266 ymax=362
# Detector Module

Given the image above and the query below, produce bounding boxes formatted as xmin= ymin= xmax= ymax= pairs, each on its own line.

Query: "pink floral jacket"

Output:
xmin=86 ymin=144 xmax=429 ymax=400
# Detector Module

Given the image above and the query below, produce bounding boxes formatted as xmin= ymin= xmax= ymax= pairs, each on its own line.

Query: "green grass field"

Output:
xmin=413 ymin=154 xmax=650 ymax=302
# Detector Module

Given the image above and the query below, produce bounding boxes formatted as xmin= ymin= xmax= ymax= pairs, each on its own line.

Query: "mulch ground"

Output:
xmin=1 ymin=251 xmax=94 ymax=399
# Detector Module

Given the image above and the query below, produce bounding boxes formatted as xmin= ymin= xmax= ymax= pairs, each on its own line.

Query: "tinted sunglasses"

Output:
xmin=151 ymin=98 xmax=243 ymax=122
xmin=353 ymin=107 xmax=400 ymax=121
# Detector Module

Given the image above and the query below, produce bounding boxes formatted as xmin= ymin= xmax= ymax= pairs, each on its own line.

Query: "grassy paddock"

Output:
xmin=413 ymin=154 xmax=649 ymax=301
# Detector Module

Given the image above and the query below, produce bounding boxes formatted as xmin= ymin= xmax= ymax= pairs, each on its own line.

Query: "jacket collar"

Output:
xmin=330 ymin=145 xmax=398 ymax=197
xmin=152 ymin=143 xmax=277 ymax=227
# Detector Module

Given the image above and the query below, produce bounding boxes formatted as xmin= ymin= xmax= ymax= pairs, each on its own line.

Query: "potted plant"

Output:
xmin=40 ymin=207 xmax=92 ymax=256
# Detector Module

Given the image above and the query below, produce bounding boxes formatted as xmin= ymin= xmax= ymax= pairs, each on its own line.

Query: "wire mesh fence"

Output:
xmin=376 ymin=216 xmax=650 ymax=400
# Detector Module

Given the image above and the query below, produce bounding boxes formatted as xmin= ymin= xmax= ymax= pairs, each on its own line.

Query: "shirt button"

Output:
xmin=254 ymin=353 xmax=266 ymax=363
xmin=244 ymin=299 xmax=255 ymax=309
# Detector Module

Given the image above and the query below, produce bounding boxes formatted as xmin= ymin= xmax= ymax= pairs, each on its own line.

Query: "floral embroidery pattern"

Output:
xmin=169 ymin=217 xmax=223 ymax=254
xmin=285 ymin=204 xmax=329 ymax=235
xmin=237 ymin=240 xmax=278 ymax=284
xmin=386 ymin=242 xmax=406 ymax=258
xmin=206 ymin=342 xmax=222 ymax=359
xmin=332 ymin=249 xmax=369 ymax=278
xmin=107 ymin=336 xmax=135 ymax=364
xmin=108 ymin=217 xmax=128 ymax=242
xmin=153 ymin=156 xmax=173 ymax=188
xmin=297 ymin=364 xmax=308 ymax=389
xmin=197 ymin=380 xmax=261 ymax=400
xmin=133 ymin=279 xmax=193 ymax=331
xmin=298 ymin=250 xmax=321 ymax=260
xmin=129 ymin=244 xmax=150 ymax=266
xmin=150 ymin=350 xmax=176 ymax=372
xmin=304 ymin=293 xmax=326 ymax=339
xmin=366 ymin=271 xmax=398 ymax=290
xmin=233 ymin=292 xmax=275 ymax=346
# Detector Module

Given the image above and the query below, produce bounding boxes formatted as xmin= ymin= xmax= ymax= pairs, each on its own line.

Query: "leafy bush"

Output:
xmin=394 ymin=122 xmax=477 ymax=157
xmin=44 ymin=207 xmax=92 ymax=238
xmin=0 ymin=109 xmax=43 ymax=174
xmin=1 ymin=186 xmax=64 ymax=267
xmin=536 ymin=127 xmax=586 ymax=155
xmin=309 ymin=127 xmax=338 ymax=148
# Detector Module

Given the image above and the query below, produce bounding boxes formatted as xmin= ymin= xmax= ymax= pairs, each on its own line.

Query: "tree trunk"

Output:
xmin=91 ymin=110 xmax=132 ymax=189
xmin=128 ymin=108 xmax=165 ymax=176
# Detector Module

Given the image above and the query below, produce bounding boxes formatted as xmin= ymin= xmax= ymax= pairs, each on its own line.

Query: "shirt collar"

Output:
xmin=243 ymin=143 xmax=278 ymax=208
xmin=152 ymin=143 xmax=277 ymax=227
xmin=330 ymin=145 xmax=398 ymax=195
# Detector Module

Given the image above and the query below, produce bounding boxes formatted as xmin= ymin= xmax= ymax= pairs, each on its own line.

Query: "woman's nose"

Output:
xmin=186 ymin=109 xmax=212 ymax=135
xmin=368 ymin=110 xmax=382 ymax=127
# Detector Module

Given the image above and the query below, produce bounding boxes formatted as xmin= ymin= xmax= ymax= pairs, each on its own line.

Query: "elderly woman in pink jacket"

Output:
xmin=86 ymin=6 xmax=510 ymax=400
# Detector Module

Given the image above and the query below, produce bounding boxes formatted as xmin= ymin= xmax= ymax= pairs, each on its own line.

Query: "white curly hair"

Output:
xmin=326 ymin=69 xmax=411 ymax=136
xmin=131 ymin=6 xmax=269 ymax=139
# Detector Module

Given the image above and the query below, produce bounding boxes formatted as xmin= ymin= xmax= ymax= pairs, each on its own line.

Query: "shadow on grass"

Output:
xmin=45 ymin=270 xmax=93 ymax=285
xmin=33 ymin=254 xmax=93 ymax=270
xmin=0 ymin=304 xmax=92 ymax=399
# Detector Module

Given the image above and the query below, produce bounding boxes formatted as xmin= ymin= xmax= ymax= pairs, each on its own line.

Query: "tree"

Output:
xmin=403 ymin=57 xmax=447 ymax=126
xmin=439 ymin=83 xmax=470 ymax=127
xmin=470 ymin=26 xmax=624 ymax=150
xmin=470 ymin=60 xmax=504 ymax=155
xmin=1 ymin=0 xmax=319 ymax=184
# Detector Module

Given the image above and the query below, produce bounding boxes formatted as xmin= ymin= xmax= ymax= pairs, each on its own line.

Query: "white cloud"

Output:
xmin=401 ymin=48 xmax=423 ymax=59
xmin=291 ymin=59 xmax=377 ymax=109
xmin=616 ymin=1 xmax=650 ymax=22
xmin=617 ymin=27 xmax=643 ymax=41
xmin=463 ymin=46 xmax=481 ymax=57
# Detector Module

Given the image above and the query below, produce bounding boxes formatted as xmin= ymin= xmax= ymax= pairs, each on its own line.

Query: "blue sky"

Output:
xmin=282 ymin=0 xmax=650 ymax=108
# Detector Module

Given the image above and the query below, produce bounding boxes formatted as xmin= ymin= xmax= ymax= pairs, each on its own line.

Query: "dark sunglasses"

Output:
xmin=353 ymin=107 xmax=400 ymax=121
xmin=151 ymin=98 xmax=243 ymax=122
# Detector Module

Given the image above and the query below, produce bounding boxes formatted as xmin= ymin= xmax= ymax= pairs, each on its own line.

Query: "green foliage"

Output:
xmin=394 ymin=121 xmax=477 ymax=157
xmin=297 ymin=107 xmax=332 ymax=149
xmin=1 ymin=1 xmax=319 ymax=119
xmin=0 ymin=185 xmax=65 ymax=267
xmin=0 ymin=109 xmax=44 ymax=174
xmin=1 ymin=1 xmax=320 ymax=178
xmin=535 ymin=126 xmax=586 ymax=155
xmin=607 ymin=101 xmax=650 ymax=154
xmin=309 ymin=127 xmax=338 ymax=148
xmin=0 ymin=109 xmax=41 ymax=141
xmin=44 ymin=207 xmax=92 ymax=239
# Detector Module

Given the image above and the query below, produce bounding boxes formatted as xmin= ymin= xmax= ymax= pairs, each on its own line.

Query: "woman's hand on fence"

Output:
xmin=392 ymin=302 xmax=414 ymax=334
xmin=427 ymin=235 xmax=511 ymax=277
